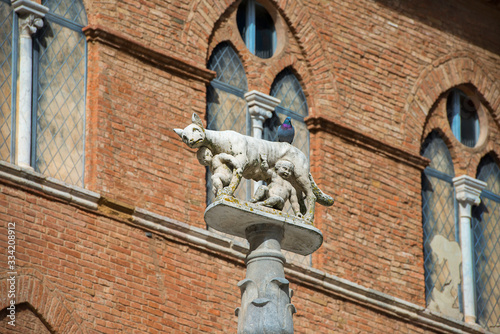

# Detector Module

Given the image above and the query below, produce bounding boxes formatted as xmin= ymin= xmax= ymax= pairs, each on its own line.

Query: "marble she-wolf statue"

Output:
xmin=174 ymin=113 xmax=334 ymax=222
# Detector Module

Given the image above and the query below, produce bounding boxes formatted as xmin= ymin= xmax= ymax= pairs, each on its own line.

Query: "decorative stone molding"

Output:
xmin=0 ymin=161 xmax=100 ymax=210
xmin=18 ymin=14 xmax=44 ymax=37
xmin=12 ymin=0 xmax=48 ymax=18
xmin=244 ymin=90 xmax=280 ymax=139
xmin=453 ymin=175 xmax=485 ymax=208
xmin=13 ymin=0 xmax=48 ymax=37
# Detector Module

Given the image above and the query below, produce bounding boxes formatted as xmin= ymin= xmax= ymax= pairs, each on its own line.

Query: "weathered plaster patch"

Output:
xmin=428 ymin=234 xmax=463 ymax=320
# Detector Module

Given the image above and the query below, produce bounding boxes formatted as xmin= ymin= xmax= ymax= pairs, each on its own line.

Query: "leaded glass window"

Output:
xmin=268 ymin=67 xmax=310 ymax=265
xmin=267 ymin=68 xmax=309 ymax=158
xmin=421 ymin=131 xmax=461 ymax=312
xmin=206 ymin=43 xmax=249 ymax=204
xmin=33 ymin=0 xmax=87 ymax=186
xmin=0 ymin=0 xmax=16 ymax=162
xmin=473 ymin=155 xmax=500 ymax=330
xmin=0 ymin=0 xmax=87 ymax=186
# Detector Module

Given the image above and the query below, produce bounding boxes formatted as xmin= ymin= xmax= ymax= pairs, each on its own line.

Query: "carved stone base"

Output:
xmin=204 ymin=196 xmax=324 ymax=333
xmin=204 ymin=195 xmax=323 ymax=256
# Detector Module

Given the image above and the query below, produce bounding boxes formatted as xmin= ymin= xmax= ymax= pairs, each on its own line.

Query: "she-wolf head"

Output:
xmin=174 ymin=113 xmax=206 ymax=148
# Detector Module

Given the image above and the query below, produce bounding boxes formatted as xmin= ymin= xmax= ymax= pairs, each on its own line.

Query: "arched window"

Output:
xmin=266 ymin=68 xmax=309 ymax=157
xmin=206 ymin=42 xmax=248 ymax=203
xmin=473 ymin=154 xmax=500 ymax=330
xmin=34 ymin=0 xmax=88 ymax=186
xmin=236 ymin=0 xmax=276 ymax=59
xmin=0 ymin=0 xmax=87 ymax=186
xmin=421 ymin=131 xmax=461 ymax=314
xmin=446 ymin=88 xmax=480 ymax=148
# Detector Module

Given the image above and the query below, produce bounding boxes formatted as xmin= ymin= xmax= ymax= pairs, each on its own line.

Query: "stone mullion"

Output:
xmin=12 ymin=0 xmax=48 ymax=169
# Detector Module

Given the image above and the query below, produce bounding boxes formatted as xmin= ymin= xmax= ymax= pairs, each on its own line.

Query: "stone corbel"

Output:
xmin=244 ymin=90 xmax=280 ymax=139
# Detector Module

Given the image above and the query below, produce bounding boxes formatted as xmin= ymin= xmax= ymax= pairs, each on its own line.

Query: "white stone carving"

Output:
xmin=174 ymin=113 xmax=334 ymax=222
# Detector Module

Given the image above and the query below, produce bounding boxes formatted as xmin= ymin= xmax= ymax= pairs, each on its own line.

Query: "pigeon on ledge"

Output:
xmin=277 ymin=117 xmax=295 ymax=144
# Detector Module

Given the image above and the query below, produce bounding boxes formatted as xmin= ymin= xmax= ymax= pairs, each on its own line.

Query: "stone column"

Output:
xmin=13 ymin=0 xmax=48 ymax=169
xmin=244 ymin=90 xmax=280 ymax=140
xmin=205 ymin=196 xmax=323 ymax=334
xmin=238 ymin=224 xmax=294 ymax=334
xmin=244 ymin=91 xmax=280 ymax=191
xmin=453 ymin=175 xmax=486 ymax=324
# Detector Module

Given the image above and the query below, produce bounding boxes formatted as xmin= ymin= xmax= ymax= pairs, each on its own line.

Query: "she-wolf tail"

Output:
xmin=309 ymin=173 xmax=334 ymax=206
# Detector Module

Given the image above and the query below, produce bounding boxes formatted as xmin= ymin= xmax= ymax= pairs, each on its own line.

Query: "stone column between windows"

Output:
xmin=245 ymin=90 xmax=280 ymax=139
xmin=245 ymin=90 xmax=280 ymax=191
xmin=453 ymin=175 xmax=487 ymax=324
xmin=244 ymin=90 xmax=280 ymax=192
xmin=13 ymin=0 xmax=48 ymax=169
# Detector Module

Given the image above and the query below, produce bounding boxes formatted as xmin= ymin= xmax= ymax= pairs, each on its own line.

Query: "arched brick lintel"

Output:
xmin=403 ymin=55 xmax=500 ymax=152
xmin=183 ymin=0 xmax=340 ymax=116
xmin=0 ymin=271 xmax=85 ymax=334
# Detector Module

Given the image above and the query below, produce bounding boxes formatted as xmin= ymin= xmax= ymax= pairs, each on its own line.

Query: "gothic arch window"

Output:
xmin=421 ymin=131 xmax=461 ymax=312
xmin=0 ymin=0 xmax=88 ymax=186
xmin=206 ymin=42 xmax=249 ymax=203
xmin=473 ymin=154 xmax=500 ymax=330
xmin=266 ymin=68 xmax=309 ymax=157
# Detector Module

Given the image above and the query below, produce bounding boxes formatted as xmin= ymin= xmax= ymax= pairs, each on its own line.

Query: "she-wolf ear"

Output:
xmin=192 ymin=113 xmax=204 ymax=128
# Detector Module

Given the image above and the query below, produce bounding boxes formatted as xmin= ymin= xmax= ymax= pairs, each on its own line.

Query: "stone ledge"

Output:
xmin=0 ymin=161 xmax=487 ymax=334
xmin=0 ymin=161 xmax=100 ymax=210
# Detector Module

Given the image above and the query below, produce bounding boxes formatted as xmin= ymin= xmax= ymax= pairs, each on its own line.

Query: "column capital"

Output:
xmin=13 ymin=0 xmax=49 ymax=17
xmin=453 ymin=175 xmax=487 ymax=206
xmin=13 ymin=0 xmax=48 ymax=37
xmin=244 ymin=90 xmax=280 ymax=121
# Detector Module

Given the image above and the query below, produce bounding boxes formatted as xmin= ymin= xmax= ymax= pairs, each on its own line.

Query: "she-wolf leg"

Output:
xmin=296 ymin=174 xmax=316 ymax=222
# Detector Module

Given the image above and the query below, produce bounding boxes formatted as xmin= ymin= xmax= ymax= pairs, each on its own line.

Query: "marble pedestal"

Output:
xmin=204 ymin=195 xmax=323 ymax=334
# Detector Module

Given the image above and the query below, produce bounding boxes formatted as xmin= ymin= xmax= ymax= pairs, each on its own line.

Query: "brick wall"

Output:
xmin=0 ymin=180 xmax=458 ymax=333
xmin=84 ymin=39 xmax=210 ymax=227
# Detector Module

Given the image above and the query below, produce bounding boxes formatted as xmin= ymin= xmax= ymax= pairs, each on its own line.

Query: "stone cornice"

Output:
xmin=83 ymin=24 xmax=216 ymax=84
xmin=306 ymin=116 xmax=430 ymax=171
xmin=0 ymin=161 xmax=486 ymax=334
